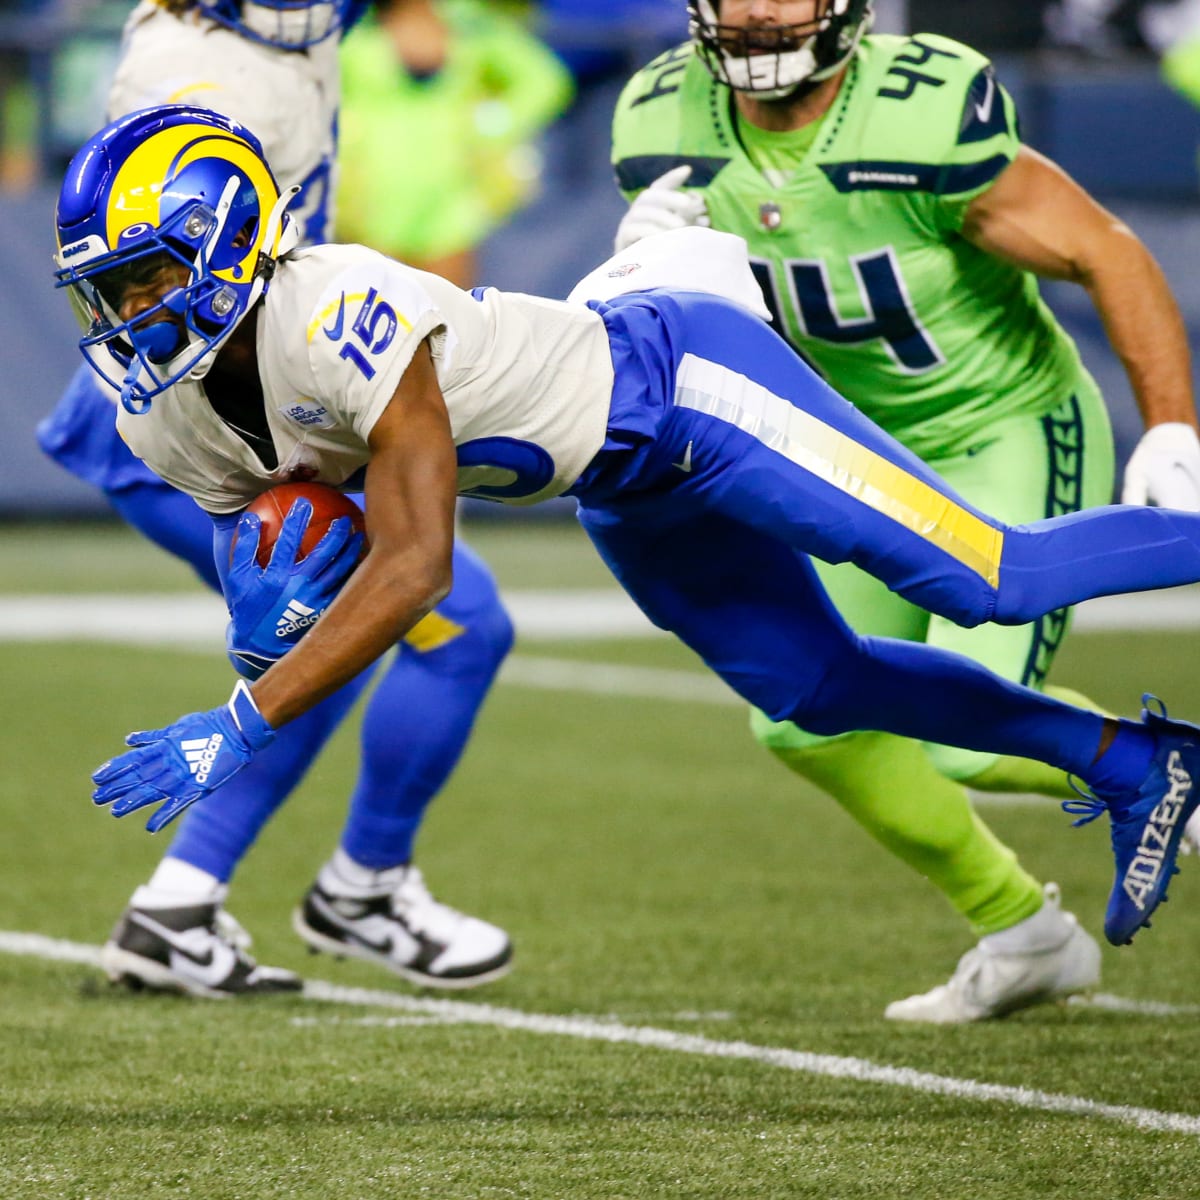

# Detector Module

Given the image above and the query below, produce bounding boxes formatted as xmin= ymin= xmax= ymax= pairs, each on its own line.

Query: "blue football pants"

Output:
xmin=578 ymin=291 xmax=1200 ymax=794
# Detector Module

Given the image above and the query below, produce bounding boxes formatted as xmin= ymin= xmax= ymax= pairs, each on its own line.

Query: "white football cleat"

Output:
xmin=293 ymin=864 xmax=512 ymax=989
xmin=1180 ymin=806 xmax=1200 ymax=856
xmin=101 ymin=902 xmax=302 ymax=998
xmin=884 ymin=884 xmax=1100 ymax=1024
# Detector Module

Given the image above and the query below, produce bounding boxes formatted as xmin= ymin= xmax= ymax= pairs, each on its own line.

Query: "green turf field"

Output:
xmin=2 ymin=519 xmax=1200 ymax=1199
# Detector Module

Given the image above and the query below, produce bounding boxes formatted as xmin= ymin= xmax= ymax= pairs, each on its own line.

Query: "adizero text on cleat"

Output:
xmin=1068 ymin=700 xmax=1200 ymax=946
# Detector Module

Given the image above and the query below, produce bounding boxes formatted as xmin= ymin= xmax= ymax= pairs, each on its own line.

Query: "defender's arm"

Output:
xmin=961 ymin=145 xmax=1196 ymax=433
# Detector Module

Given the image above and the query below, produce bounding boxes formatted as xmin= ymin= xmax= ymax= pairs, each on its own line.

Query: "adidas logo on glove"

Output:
xmin=275 ymin=600 xmax=322 ymax=638
xmin=181 ymin=734 xmax=225 ymax=784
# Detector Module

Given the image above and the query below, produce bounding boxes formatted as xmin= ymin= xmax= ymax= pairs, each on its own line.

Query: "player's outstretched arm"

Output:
xmin=251 ymin=339 xmax=458 ymax=727
xmin=961 ymin=146 xmax=1200 ymax=509
xmin=92 ymin=341 xmax=458 ymax=829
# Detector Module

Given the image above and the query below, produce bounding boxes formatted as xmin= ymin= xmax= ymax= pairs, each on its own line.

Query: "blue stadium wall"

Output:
xmin=6 ymin=57 xmax=1200 ymax=517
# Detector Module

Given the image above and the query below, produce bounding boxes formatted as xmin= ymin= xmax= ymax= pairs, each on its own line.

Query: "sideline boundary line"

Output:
xmin=3 ymin=930 xmax=1199 ymax=1137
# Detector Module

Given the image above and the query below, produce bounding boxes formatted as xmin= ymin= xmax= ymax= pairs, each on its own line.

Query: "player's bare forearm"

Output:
xmin=963 ymin=146 xmax=1197 ymax=430
xmin=251 ymin=342 xmax=458 ymax=727
xmin=1079 ymin=240 xmax=1196 ymax=431
xmin=250 ymin=534 xmax=450 ymax=726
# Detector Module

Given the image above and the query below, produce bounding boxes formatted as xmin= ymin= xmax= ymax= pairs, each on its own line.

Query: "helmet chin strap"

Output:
xmin=119 ymin=359 xmax=152 ymax=414
xmin=753 ymin=71 xmax=826 ymax=103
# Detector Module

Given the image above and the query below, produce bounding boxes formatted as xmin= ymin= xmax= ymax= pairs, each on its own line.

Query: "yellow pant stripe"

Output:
xmin=675 ymin=353 xmax=1004 ymax=587
xmin=403 ymin=610 xmax=466 ymax=653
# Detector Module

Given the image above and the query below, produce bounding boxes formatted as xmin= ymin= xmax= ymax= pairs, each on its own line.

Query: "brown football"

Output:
xmin=242 ymin=482 xmax=367 ymax=568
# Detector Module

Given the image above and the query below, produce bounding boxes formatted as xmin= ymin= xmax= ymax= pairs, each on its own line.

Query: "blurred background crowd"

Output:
xmin=6 ymin=0 xmax=1200 ymax=515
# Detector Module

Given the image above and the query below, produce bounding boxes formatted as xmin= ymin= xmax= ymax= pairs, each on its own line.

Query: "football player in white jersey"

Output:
xmin=106 ymin=0 xmax=342 ymax=245
xmin=38 ymin=3 xmax=514 ymax=998
xmin=63 ymin=106 xmax=1200 ymax=959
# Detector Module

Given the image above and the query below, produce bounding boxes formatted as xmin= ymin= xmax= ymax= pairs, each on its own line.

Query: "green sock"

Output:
xmin=764 ymin=730 xmax=1044 ymax=936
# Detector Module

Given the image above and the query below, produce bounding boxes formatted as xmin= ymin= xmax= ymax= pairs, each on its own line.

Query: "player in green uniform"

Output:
xmin=611 ymin=0 xmax=1200 ymax=1022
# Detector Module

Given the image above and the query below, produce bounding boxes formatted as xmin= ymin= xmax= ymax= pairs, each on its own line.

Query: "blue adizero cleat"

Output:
xmin=1064 ymin=698 xmax=1200 ymax=946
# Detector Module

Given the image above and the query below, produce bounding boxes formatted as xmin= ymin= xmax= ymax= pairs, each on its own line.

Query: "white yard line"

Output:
xmin=1070 ymin=992 xmax=1200 ymax=1017
xmin=0 ymin=591 xmax=1184 ymax=715
xmin=0 ymin=591 xmax=661 ymax=646
xmin=0 ymin=589 xmax=1192 ymax=715
xmin=1 ymin=585 xmax=1198 ymax=648
xmin=3 ymin=930 xmax=1199 ymax=1137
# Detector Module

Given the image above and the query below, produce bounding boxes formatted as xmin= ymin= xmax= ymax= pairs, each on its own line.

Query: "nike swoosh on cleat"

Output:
xmin=340 ymin=923 xmax=393 ymax=956
xmin=169 ymin=942 xmax=239 ymax=989
xmin=128 ymin=912 xmax=216 ymax=967
xmin=310 ymin=893 xmax=394 ymax=955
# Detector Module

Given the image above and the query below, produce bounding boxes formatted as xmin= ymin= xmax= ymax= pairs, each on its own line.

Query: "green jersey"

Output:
xmin=612 ymin=34 xmax=1088 ymax=459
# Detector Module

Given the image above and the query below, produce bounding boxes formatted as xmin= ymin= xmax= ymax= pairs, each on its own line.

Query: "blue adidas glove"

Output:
xmin=225 ymin=499 xmax=364 ymax=680
xmin=92 ymin=680 xmax=276 ymax=832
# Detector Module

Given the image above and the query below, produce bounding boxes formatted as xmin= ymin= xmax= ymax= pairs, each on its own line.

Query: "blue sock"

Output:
xmin=1079 ymin=720 xmax=1157 ymax=797
xmin=802 ymin=635 xmax=1166 ymax=798
xmin=339 ymin=542 xmax=512 ymax=869
xmin=798 ymin=634 xmax=1107 ymax=775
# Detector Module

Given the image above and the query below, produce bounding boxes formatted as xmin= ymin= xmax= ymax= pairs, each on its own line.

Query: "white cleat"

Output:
xmin=884 ymin=884 xmax=1101 ymax=1024
xmin=1180 ymin=807 xmax=1200 ymax=856
xmin=293 ymin=864 xmax=512 ymax=989
xmin=101 ymin=902 xmax=301 ymax=999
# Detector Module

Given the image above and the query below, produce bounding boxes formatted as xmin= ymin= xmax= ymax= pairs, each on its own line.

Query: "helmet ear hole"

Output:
xmin=231 ymin=216 xmax=258 ymax=251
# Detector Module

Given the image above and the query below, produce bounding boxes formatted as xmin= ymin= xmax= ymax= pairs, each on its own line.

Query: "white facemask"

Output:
xmin=695 ymin=0 xmax=867 ymax=99
xmin=239 ymin=1 xmax=339 ymax=48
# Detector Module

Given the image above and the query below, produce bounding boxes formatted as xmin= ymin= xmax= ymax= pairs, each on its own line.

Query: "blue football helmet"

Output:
xmin=55 ymin=105 xmax=298 ymax=413
xmin=196 ymin=0 xmax=363 ymax=49
xmin=689 ymin=0 xmax=873 ymax=98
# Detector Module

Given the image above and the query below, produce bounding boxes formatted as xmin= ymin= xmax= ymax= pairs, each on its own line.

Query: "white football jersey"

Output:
xmin=117 ymin=244 xmax=616 ymax=512
xmin=107 ymin=2 xmax=339 ymax=245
